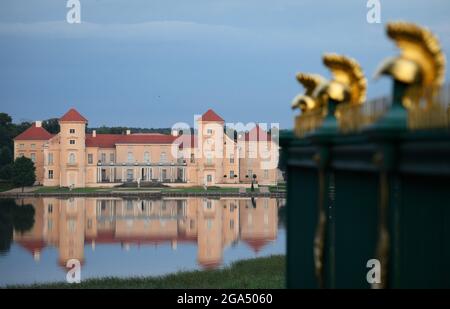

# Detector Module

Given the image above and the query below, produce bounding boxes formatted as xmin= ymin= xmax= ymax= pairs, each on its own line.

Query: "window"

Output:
xmin=19 ymin=152 xmax=24 ymax=157
xmin=110 ymin=153 xmax=114 ymax=163
xmin=67 ymin=219 xmax=76 ymax=232
xmin=207 ymin=174 xmax=212 ymax=182
xmin=207 ymin=129 xmax=213 ymax=135
xmin=127 ymin=200 xmax=133 ymax=211
xmin=264 ymin=169 xmax=269 ymax=179
xmin=206 ymin=154 xmax=213 ymax=165
xmin=160 ymin=152 xmax=167 ymax=163
xmin=31 ymin=144 xmax=35 ymax=149
xmin=70 ymin=129 xmax=75 ymax=134
xmin=48 ymin=204 xmax=53 ymax=213
xmin=190 ymin=153 xmax=195 ymax=163
xmin=206 ymin=200 xmax=212 ymax=209
xmin=230 ymin=203 xmax=235 ymax=212
xmin=127 ymin=152 xmax=133 ymax=163
xmin=207 ymin=219 xmax=213 ymax=230
xmin=88 ymin=154 xmax=93 ymax=164
xmin=230 ymin=170 xmax=235 ymax=178
xmin=69 ymin=153 xmax=76 ymax=164
xmin=48 ymin=170 xmax=54 ymax=179
xmin=19 ymin=144 xmax=24 ymax=149
xmin=101 ymin=153 xmax=106 ymax=163
xmin=230 ymin=157 xmax=234 ymax=163
xmin=230 ymin=219 xmax=234 ymax=229
xmin=126 ymin=169 xmax=133 ymax=181
xmin=30 ymin=153 xmax=36 ymax=162
xmin=48 ymin=219 xmax=53 ymax=231
xmin=69 ymin=140 xmax=75 ymax=145
xmin=48 ymin=153 xmax=53 ymax=165
xmin=144 ymin=151 xmax=150 ymax=163
xmin=162 ymin=169 xmax=167 ymax=180
xmin=247 ymin=170 xmax=253 ymax=178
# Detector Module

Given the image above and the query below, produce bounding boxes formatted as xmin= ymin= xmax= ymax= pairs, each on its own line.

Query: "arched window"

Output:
xmin=69 ymin=153 xmax=76 ymax=164
xmin=144 ymin=151 xmax=150 ymax=163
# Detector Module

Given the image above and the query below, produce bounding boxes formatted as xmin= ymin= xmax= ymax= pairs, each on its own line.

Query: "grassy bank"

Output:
xmin=9 ymin=255 xmax=285 ymax=289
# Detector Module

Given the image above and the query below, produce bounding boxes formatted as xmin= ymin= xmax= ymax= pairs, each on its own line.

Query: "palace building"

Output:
xmin=13 ymin=108 xmax=280 ymax=187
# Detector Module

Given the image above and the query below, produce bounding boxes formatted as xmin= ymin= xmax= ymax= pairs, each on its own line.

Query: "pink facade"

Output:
xmin=13 ymin=108 xmax=280 ymax=187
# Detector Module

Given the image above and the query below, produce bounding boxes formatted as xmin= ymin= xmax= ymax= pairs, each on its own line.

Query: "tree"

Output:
xmin=42 ymin=118 xmax=60 ymax=134
xmin=0 ymin=164 xmax=13 ymax=180
xmin=0 ymin=199 xmax=35 ymax=254
xmin=0 ymin=146 xmax=12 ymax=166
xmin=12 ymin=157 xmax=36 ymax=192
xmin=0 ymin=113 xmax=12 ymax=127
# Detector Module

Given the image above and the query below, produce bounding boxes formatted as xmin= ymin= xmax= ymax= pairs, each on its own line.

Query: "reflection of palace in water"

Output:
xmin=13 ymin=198 xmax=282 ymax=268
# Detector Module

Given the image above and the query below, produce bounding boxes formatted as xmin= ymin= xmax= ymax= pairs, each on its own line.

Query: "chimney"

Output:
xmin=92 ymin=130 xmax=96 ymax=138
xmin=126 ymin=129 xmax=131 ymax=135
xmin=35 ymin=121 xmax=42 ymax=128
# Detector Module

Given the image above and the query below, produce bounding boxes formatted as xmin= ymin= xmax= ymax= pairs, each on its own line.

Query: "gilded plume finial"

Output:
xmin=321 ymin=53 xmax=367 ymax=105
xmin=291 ymin=73 xmax=328 ymax=113
xmin=374 ymin=21 xmax=446 ymax=106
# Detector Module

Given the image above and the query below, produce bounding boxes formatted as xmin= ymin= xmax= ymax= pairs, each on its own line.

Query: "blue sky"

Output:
xmin=0 ymin=0 xmax=449 ymax=128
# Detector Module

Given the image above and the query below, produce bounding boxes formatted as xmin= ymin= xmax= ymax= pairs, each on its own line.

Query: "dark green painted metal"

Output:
xmin=280 ymin=80 xmax=450 ymax=289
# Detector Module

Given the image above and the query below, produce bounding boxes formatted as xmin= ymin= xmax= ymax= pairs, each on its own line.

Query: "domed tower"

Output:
xmin=58 ymin=108 xmax=87 ymax=188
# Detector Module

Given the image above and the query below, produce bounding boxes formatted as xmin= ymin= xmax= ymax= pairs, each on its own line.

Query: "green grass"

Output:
xmin=9 ymin=255 xmax=285 ymax=289
xmin=33 ymin=186 xmax=110 ymax=193
xmin=0 ymin=182 xmax=15 ymax=192
xmin=163 ymin=186 xmax=239 ymax=193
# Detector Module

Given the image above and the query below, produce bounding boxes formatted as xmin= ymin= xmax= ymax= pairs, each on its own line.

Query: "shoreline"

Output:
xmin=0 ymin=191 xmax=286 ymax=199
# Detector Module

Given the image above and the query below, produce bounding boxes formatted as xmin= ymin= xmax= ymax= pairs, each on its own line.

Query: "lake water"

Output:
xmin=0 ymin=196 xmax=285 ymax=286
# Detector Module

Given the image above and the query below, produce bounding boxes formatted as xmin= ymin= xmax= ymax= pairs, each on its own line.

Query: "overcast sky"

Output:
xmin=0 ymin=0 xmax=449 ymax=128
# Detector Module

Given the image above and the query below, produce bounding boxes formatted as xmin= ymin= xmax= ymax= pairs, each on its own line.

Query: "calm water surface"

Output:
xmin=0 ymin=197 xmax=285 ymax=286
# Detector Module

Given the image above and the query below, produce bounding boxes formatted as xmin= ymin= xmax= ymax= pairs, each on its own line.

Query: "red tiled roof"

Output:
xmin=200 ymin=109 xmax=224 ymax=122
xmin=84 ymin=231 xmax=197 ymax=244
xmin=17 ymin=239 xmax=46 ymax=255
xmin=86 ymin=133 xmax=179 ymax=148
xmin=59 ymin=108 xmax=87 ymax=122
xmin=244 ymin=238 xmax=272 ymax=253
xmin=85 ymin=134 xmax=123 ymax=148
xmin=116 ymin=134 xmax=178 ymax=144
xmin=176 ymin=134 xmax=198 ymax=149
xmin=244 ymin=125 xmax=271 ymax=142
xmin=14 ymin=123 xmax=53 ymax=141
xmin=198 ymin=259 xmax=222 ymax=269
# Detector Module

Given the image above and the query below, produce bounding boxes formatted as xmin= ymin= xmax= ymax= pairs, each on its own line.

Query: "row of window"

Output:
xmin=87 ymin=152 xmax=169 ymax=164
xmin=18 ymin=143 xmax=38 ymax=149
xmin=17 ymin=152 xmax=36 ymax=162
xmin=45 ymin=152 xmax=174 ymax=165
